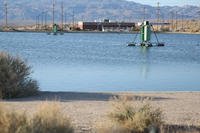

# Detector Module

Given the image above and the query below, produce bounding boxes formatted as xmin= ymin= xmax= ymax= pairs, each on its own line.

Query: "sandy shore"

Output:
xmin=1 ymin=92 xmax=200 ymax=132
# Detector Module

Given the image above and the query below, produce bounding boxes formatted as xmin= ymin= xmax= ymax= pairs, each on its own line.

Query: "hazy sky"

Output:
xmin=127 ymin=0 xmax=200 ymax=6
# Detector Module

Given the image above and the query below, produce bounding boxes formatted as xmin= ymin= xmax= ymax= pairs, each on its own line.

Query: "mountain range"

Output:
xmin=0 ymin=0 xmax=199 ymax=25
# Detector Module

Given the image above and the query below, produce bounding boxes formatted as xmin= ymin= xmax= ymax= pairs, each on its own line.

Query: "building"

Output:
xmin=78 ymin=20 xmax=135 ymax=32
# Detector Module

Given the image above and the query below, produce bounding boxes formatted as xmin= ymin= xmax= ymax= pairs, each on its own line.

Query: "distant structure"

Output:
xmin=170 ymin=11 xmax=174 ymax=31
xmin=36 ymin=12 xmax=45 ymax=31
xmin=4 ymin=0 xmax=8 ymax=27
xmin=72 ymin=9 xmax=75 ymax=30
xmin=156 ymin=2 xmax=160 ymax=30
xmin=41 ymin=11 xmax=48 ymax=30
xmin=41 ymin=13 xmax=43 ymax=29
xmin=175 ymin=11 xmax=178 ymax=31
xmin=59 ymin=1 xmax=64 ymax=34
xmin=61 ymin=2 xmax=64 ymax=31
xmin=143 ymin=7 xmax=146 ymax=21
xmin=77 ymin=19 xmax=135 ymax=32
xmin=35 ymin=16 xmax=37 ymax=29
xmin=181 ymin=12 xmax=184 ymax=30
xmin=44 ymin=12 xmax=47 ymax=30
xmin=199 ymin=5 xmax=200 ymax=29
xmin=128 ymin=21 xmax=165 ymax=47
xmin=52 ymin=0 xmax=55 ymax=25
xmin=64 ymin=12 xmax=67 ymax=24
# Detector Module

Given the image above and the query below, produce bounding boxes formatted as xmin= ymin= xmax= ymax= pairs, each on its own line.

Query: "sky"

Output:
xmin=127 ymin=0 xmax=200 ymax=6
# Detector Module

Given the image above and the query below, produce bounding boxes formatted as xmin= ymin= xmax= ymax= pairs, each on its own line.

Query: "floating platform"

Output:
xmin=47 ymin=32 xmax=64 ymax=35
xmin=128 ymin=42 xmax=165 ymax=47
xmin=128 ymin=21 xmax=165 ymax=48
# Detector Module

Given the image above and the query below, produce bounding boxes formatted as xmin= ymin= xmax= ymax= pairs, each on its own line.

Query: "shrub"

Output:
xmin=31 ymin=101 xmax=74 ymax=133
xmin=0 ymin=103 xmax=31 ymax=133
xmin=0 ymin=101 xmax=74 ymax=133
xmin=0 ymin=52 xmax=39 ymax=99
xmin=108 ymin=96 xmax=163 ymax=133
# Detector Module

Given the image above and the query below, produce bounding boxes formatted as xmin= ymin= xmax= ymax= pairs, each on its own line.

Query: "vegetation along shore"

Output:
xmin=1 ymin=91 xmax=200 ymax=133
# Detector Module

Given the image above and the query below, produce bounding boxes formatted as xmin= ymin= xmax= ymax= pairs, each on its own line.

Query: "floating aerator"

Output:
xmin=128 ymin=21 xmax=165 ymax=47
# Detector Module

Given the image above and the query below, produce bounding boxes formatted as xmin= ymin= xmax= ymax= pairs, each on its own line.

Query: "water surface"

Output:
xmin=0 ymin=32 xmax=200 ymax=91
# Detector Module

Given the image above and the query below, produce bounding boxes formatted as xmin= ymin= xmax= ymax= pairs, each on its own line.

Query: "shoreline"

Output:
xmin=5 ymin=91 xmax=200 ymax=101
xmin=0 ymin=30 xmax=200 ymax=35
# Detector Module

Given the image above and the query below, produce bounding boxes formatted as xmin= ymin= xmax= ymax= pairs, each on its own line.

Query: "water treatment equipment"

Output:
xmin=53 ymin=24 xmax=58 ymax=35
xmin=128 ymin=21 xmax=165 ymax=47
xmin=140 ymin=21 xmax=152 ymax=47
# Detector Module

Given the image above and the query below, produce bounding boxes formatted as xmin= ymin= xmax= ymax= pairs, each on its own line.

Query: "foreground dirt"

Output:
xmin=2 ymin=92 xmax=200 ymax=132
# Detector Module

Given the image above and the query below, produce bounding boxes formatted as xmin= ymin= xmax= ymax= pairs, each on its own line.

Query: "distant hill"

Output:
xmin=0 ymin=0 xmax=199 ymax=25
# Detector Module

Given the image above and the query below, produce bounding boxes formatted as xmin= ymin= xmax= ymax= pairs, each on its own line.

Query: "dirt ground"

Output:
xmin=2 ymin=92 xmax=200 ymax=132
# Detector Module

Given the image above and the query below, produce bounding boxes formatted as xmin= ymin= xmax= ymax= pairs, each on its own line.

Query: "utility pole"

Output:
xmin=41 ymin=13 xmax=44 ymax=29
xmin=4 ymin=0 xmax=8 ymax=27
xmin=65 ymin=12 xmax=67 ymax=25
xmin=72 ymin=9 xmax=75 ymax=30
xmin=181 ymin=13 xmax=184 ymax=31
xmin=143 ymin=7 xmax=146 ymax=21
xmin=36 ymin=16 xmax=39 ymax=30
xmin=45 ymin=12 xmax=47 ymax=30
xmin=52 ymin=0 xmax=55 ymax=25
xmin=170 ymin=12 xmax=174 ymax=31
xmin=175 ymin=11 xmax=178 ymax=31
xmin=61 ymin=2 xmax=64 ymax=31
xmin=36 ymin=15 xmax=40 ymax=30
xmin=38 ymin=15 xmax=40 ymax=30
xmin=35 ymin=16 xmax=37 ymax=30
xmin=199 ymin=5 xmax=200 ymax=29
xmin=156 ymin=2 xmax=160 ymax=31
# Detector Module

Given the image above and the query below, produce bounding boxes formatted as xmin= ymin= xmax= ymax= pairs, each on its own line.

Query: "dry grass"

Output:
xmin=97 ymin=95 xmax=200 ymax=133
xmin=167 ymin=20 xmax=200 ymax=33
xmin=99 ymin=96 xmax=163 ymax=133
xmin=0 ymin=101 xmax=74 ymax=133
xmin=31 ymin=101 xmax=74 ymax=133
xmin=150 ymin=20 xmax=200 ymax=33
xmin=0 ymin=102 xmax=30 ymax=133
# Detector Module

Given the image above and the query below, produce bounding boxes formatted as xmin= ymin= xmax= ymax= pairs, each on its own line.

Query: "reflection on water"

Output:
xmin=0 ymin=32 xmax=200 ymax=91
xmin=140 ymin=47 xmax=150 ymax=79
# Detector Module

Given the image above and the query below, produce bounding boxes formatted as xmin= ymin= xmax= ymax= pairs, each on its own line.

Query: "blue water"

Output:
xmin=0 ymin=32 xmax=200 ymax=91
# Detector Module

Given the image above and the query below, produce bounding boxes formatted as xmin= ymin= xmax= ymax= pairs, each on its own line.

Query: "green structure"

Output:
xmin=128 ymin=20 xmax=164 ymax=47
xmin=141 ymin=21 xmax=151 ymax=44
xmin=53 ymin=24 xmax=58 ymax=34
